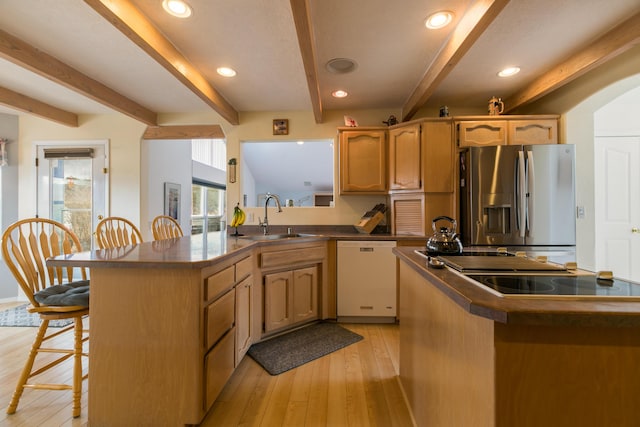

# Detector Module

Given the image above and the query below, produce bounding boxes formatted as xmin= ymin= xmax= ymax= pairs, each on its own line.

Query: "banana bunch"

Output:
xmin=230 ymin=203 xmax=246 ymax=228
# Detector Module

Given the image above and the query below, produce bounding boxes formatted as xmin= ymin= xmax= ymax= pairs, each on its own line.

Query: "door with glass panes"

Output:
xmin=36 ymin=141 xmax=108 ymax=251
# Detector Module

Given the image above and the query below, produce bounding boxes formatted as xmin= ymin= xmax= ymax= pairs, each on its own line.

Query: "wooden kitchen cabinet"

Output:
xmin=203 ymin=253 xmax=254 ymax=409
xmin=339 ymin=127 xmax=388 ymax=194
xmin=456 ymin=120 xmax=507 ymax=147
xmin=203 ymin=263 xmax=236 ymax=409
xmin=264 ymin=266 xmax=318 ymax=334
xmin=234 ymin=255 xmax=254 ymax=366
xmin=388 ymin=119 xmax=456 ymax=235
xmin=292 ymin=266 xmax=319 ymax=323
xmin=456 ymin=115 xmax=559 ymax=147
xmin=390 ymin=192 xmax=456 ymax=236
xmin=422 ymin=120 xmax=455 ymax=193
xmin=259 ymin=242 xmax=325 ymax=336
xmin=388 ymin=120 xmax=454 ymax=190
xmin=84 ymin=248 xmax=256 ymax=426
xmin=235 ymin=276 xmax=253 ymax=364
xmin=204 ymin=326 xmax=235 ymax=410
xmin=507 ymin=119 xmax=558 ymax=145
xmin=389 ymin=123 xmax=421 ymax=191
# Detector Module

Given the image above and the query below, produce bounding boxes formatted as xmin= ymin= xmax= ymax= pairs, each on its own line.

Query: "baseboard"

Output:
xmin=337 ymin=316 xmax=397 ymax=324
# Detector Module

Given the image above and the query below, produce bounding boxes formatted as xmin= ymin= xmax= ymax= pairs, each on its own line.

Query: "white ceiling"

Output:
xmin=0 ymin=0 xmax=639 ymax=121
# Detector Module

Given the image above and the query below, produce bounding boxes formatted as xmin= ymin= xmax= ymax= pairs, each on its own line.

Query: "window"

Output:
xmin=192 ymin=139 xmax=226 ymax=170
xmin=191 ymin=183 xmax=225 ymax=235
xmin=191 ymin=138 xmax=226 ymax=241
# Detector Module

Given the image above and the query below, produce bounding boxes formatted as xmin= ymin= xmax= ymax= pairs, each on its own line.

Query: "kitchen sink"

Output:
xmin=240 ymin=233 xmax=313 ymax=241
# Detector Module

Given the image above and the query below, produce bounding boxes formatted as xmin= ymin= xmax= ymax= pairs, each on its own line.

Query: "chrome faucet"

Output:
xmin=259 ymin=193 xmax=282 ymax=235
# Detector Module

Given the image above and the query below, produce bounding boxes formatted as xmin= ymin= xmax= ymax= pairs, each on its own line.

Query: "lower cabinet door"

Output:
xmin=292 ymin=266 xmax=318 ymax=323
xmin=264 ymin=271 xmax=293 ymax=333
xmin=204 ymin=327 xmax=235 ymax=410
xmin=235 ymin=276 xmax=253 ymax=366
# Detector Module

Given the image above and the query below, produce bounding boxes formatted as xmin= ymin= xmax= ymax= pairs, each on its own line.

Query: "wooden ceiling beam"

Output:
xmin=0 ymin=86 xmax=78 ymax=127
xmin=505 ymin=11 xmax=640 ymax=112
xmin=84 ymin=0 xmax=240 ymax=126
xmin=401 ymin=0 xmax=510 ymax=121
xmin=142 ymin=125 xmax=225 ymax=140
xmin=0 ymin=28 xmax=157 ymax=126
xmin=290 ymin=0 xmax=323 ymax=124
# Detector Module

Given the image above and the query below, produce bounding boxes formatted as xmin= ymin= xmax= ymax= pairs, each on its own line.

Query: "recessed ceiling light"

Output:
xmin=498 ymin=66 xmax=521 ymax=77
xmin=425 ymin=11 xmax=453 ymax=29
xmin=217 ymin=67 xmax=237 ymax=77
xmin=326 ymin=58 xmax=358 ymax=74
xmin=332 ymin=90 xmax=348 ymax=98
xmin=162 ymin=0 xmax=192 ymax=18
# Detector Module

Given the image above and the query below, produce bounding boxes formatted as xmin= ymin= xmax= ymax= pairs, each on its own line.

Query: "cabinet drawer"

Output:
xmin=236 ymin=255 xmax=253 ymax=282
xmin=205 ymin=289 xmax=235 ymax=349
xmin=261 ymin=246 xmax=325 ymax=269
xmin=204 ymin=327 xmax=235 ymax=410
xmin=205 ymin=265 xmax=235 ymax=301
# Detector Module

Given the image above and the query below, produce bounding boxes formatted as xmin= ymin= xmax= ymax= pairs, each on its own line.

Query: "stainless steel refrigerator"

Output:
xmin=460 ymin=144 xmax=576 ymax=248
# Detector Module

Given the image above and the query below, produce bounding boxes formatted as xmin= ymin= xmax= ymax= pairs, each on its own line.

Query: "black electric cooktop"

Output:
xmin=466 ymin=274 xmax=640 ymax=297
xmin=415 ymin=250 xmax=515 ymax=258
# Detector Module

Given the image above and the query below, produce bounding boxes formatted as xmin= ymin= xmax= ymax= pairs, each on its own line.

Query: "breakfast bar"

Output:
xmin=394 ymin=247 xmax=640 ymax=427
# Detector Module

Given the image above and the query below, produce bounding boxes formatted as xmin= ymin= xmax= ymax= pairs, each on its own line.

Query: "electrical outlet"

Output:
xmin=247 ymin=213 xmax=254 ymax=223
xmin=577 ymin=206 xmax=585 ymax=219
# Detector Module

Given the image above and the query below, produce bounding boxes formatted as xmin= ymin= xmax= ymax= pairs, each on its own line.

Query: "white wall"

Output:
xmin=140 ymin=139 xmax=193 ymax=241
xmin=594 ymin=86 xmax=640 ymax=137
xmin=0 ymin=114 xmax=19 ymax=300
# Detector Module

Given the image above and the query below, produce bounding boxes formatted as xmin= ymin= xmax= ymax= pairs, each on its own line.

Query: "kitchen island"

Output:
xmin=394 ymin=247 xmax=640 ymax=427
xmin=47 ymin=232 xmax=332 ymax=426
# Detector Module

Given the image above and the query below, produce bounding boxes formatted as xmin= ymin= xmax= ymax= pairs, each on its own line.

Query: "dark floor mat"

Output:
xmin=247 ymin=322 xmax=363 ymax=375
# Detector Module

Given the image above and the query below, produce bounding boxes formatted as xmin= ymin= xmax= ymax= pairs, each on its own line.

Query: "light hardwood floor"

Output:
xmin=0 ymin=303 xmax=414 ymax=427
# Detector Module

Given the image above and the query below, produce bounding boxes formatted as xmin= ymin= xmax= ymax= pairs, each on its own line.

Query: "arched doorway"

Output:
xmin=563 ymin=72 xmax=640 ymax=278
xmin=594 ymin=85 xmax=640 ymax=282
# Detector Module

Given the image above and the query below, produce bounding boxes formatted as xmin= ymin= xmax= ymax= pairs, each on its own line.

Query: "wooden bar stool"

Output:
xmin=151 ymin=215 xmax=184 ymax=240
xmin=95 ymin=216 xmax=143 ymax=249
xmin=2 ymin=218 xmax=89 ymax=418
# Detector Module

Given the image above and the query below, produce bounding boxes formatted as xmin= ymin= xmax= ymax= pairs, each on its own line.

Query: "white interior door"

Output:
xmin=595 ymin=136 xmax=640 ymax=281
xmin=36 ymin=141 xmax=109 ymax=251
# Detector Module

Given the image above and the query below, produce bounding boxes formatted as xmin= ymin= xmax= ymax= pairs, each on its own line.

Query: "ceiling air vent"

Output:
xmin=325 ymin=58 xmax=357 ymax=74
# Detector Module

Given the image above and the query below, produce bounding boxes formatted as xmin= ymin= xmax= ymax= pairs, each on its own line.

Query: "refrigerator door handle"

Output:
xmin=518 ymin=150 xmax=526 ymax=237
xmin=527 ymin=150 xmax=535 ymax=234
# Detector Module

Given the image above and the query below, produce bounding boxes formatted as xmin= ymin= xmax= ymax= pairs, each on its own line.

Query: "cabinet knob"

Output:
xmin=632 ymin=227 xmax=640 ymax=234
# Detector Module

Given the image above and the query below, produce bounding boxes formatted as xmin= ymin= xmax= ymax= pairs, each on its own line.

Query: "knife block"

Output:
xmin=355 ymin=211 xmax=385 ymax=234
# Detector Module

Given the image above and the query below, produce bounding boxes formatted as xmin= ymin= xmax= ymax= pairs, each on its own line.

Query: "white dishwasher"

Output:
xmin=337 ymin=240 xmax=397 ymax=322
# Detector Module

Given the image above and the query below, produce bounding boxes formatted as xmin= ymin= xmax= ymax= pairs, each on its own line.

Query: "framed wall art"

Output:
xmin=164 ymin=182 xmax=181 ymax=221
xmin=273 ymin=119 xmax=289 ymax=135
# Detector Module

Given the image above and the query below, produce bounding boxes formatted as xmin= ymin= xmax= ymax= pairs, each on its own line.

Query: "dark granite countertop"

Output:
xmin=393 ymin=246 xmax=640 ymax=327
xmin=47 ymin=229 xmax=426 ymax=270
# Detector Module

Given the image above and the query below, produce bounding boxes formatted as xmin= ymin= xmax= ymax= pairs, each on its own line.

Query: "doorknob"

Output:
xmin=97 ymin=215 xmax=104 ymax=220
xmin=632 ymin=227 xmax=640 ymax=234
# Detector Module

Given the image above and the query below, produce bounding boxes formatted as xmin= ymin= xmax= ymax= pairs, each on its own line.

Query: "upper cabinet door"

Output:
xmin=457 ymin=121 xmax=507 ymax=147
xmin=423 ymin=121 xmax=454 ymax=193
xmin=508 ymin=120 xmax=558 ymax=145
xmin=339 ymin=129 xmax=388 ymax=194
xmin=389 ymin=124 xmax=422 ymax=191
